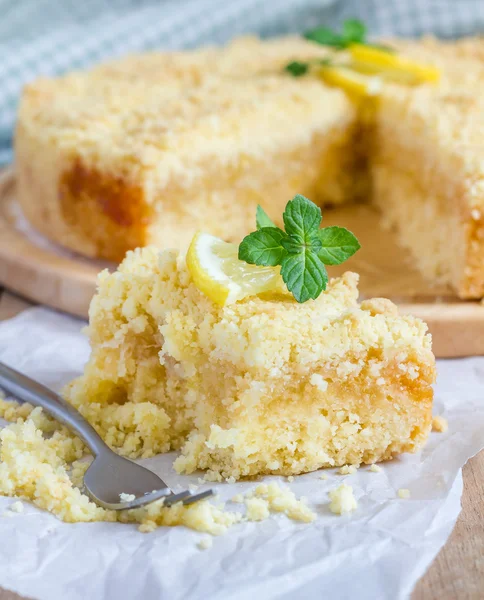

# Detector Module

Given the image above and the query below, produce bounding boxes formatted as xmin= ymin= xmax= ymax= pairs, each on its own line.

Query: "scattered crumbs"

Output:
xmin=398 ymin=488 xmax=411 ymax=499
xmin=339 ymin=464 xmax=357 ymax=475
xmin=138 ymin=520 xmax=157 ymax=533
xmin=119 ymin=493 xmax=136 ymax=503
xmin=319 ymin=474 xmax=328 ymax=480
xmin=328 ymin=484 xmax=357 ymax=515
xmin=370 ymin=464 xmax=382 ymax=473
xmin=197 ymin=536 xmax=213 ymax=550
xmin=245 ymin=497 xmax=270 ymax=522
xmin=9 ymin=501 xmax=24 ymax=513
xmin=188 ymin=484 xmax=199 ymax=492
xmin=225 ymin=476 xmax=236 ymax=484
xmin=432 ymin=416 xmax=448 ymax=433
xmin=231 ymin=494 xmax=244 ymax=503
xmin=197 ymin=478 xmax=206 ymax=485
xmin=251 ymin=483 xmax=316 ymax=523
xmin=287 ymin=475 xmax=294 ymax=483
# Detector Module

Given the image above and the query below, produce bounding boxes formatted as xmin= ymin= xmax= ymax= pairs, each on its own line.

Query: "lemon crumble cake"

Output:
xmin=15 ymin=34 xmax=484 ymax=298
xmin=61 ymin=246 xmax=435 ymax=481
xmin=16 ymin=37 xmax=359 ymax=262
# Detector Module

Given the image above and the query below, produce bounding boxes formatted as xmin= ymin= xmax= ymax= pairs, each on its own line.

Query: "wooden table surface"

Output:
xmin=0 ymin=288 xmax=482 ymax=600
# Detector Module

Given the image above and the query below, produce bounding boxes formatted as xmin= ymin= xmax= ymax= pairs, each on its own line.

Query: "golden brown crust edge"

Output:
xmin=15 ymin=120 xmax=150 ymax=262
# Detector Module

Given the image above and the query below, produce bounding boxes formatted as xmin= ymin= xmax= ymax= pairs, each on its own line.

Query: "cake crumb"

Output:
xmin=9 ymin=501 xmax=24 ymax=513
xmin=319 ymin=474 xmax=328 ymax=480
xmin=309 ymin=373 xmax=328 ymax=392
xmin=398 ymin=488 xmax=411 ymax=499
xmin=245 ymin=497 xmax=270 ymax=521
xmin=287 ymin=476 xmax=294 ymax=483
xmin=138 ymin=520 xmax=157 ymax=533
xmin=188 ymin=484 xmax=199 ymax=492
xmin=432 ymin=416 xmax=448 ymax=433
xmin=339 ymin=464 xmax=357 ymax=475
xmin=231 ymin=494 xmax=244 ymax=503
xmin=252 ymin=483 xmax=315 ymax=522
xmin=119 ymin=493 xmax=136 ymax=503
xmin=197 ymin=536 xmax=213 ymax=550
xmin=328 ymin=484 xmax=357 ymax=515
xmin=370 ymin=464 xmax=382 ymax=473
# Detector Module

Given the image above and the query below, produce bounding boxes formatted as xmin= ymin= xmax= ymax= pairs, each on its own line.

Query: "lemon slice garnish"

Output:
xmin=348 ymin=44 xmax=440 ymax=84
xmin=318 ymin=65 xmax=383 ymax=99
xmin=186 ymin=232 xmax=282 ymax=306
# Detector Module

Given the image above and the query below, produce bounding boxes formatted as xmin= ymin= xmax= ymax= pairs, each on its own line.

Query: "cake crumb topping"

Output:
xmin=9 ymin=501 xmax=24 ymax=513
xmin=119 ymin=493 xmax=136 ymax=503
xmin=432 ymin=416 xmax=448 ymax=433
xmin=328 ymin=484 xmax=357 ymax=515
xmin=339 ymin=464 xmax=358 ymax=475
xmin=197 ymin=536 xmax=213 ymax=550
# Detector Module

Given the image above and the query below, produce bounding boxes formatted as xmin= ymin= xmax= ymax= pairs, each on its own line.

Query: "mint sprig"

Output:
xmin=285 ymin=19 xmax=393 ymax=77
xmin=238 ymin=194 xmax=360 ymax=303
xmin=305 ymin=18 xmax=367 ymax=48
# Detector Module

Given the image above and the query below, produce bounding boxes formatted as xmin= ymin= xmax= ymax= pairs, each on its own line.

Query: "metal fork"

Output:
xmin=0 ymin=362 xmax=213 ymax=510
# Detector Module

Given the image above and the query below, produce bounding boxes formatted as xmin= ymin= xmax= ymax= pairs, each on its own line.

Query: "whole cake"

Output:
xmin=64 ymin=244 xmax=436 ymax=481
xmin=15 ymin=34 xmax=484 ymax=298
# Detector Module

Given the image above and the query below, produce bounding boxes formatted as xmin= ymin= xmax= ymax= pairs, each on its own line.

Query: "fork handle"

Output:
xmin=0 ymin=361 xmax=108 ymax=456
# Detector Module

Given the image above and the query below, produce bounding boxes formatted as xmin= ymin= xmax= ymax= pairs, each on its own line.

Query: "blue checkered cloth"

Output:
xmin=1 ymin=0 xmax=483 ymax=164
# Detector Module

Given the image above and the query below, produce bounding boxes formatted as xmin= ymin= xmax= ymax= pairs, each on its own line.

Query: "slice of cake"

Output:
xmin=65 ymin=245 xmax=436 ymax=481
xmin=16 ymin=36 xmax=359 ymax=262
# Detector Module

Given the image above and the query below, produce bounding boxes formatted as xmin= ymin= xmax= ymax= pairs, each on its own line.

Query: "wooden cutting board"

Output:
xmin=1 ymin=166 xmax=483 ymax=357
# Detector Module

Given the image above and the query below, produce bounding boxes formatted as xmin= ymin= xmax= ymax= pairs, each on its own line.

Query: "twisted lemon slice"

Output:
xmin=319 ymin=64 xmax=383 ymax=98
xmin=186 ymin=232 xmax=282 ymax=306
xmin=318 ymin=44 xmax=440 ymax=98
xmin=349 ymin=44 xmax=440 ymax=84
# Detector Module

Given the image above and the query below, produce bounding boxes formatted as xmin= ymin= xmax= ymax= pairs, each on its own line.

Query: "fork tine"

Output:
xmin=162 ymin=490 xmax=193 ymax=506
xmin=163 ymin=488 xmax=214 ymax=506
xmin=182 ymin=489 xmax=214 ymax=505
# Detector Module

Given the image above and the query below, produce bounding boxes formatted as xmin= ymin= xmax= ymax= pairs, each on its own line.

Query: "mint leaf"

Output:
xmin=238 ymin=227 xmax=287 ymax=267
xmin=283 ymin=194 xmax=322 ymax=243
xmin=281 ymin=230 xmax=321 ymax=254
xmin=285 ymin=61 xmax=309 ymax=76
xmin=256 ymin=205 xmax=276 ymax=229
xmin=281 ymin=251 xmax=328 ymax=303
xmin=317 ymin=226 xmax=361 ymax=265
xmin=342 ymin=19 xmax=366 ymax=44
xmin=237 ymin=193 xmax=360 ymax=304
xmin=304 ymin=27 xmax=345 ymax=48
xmin=304 ymin=19 xmax=372 ymax=50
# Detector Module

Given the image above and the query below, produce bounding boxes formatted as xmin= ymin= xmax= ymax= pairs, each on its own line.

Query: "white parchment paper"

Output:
xmin=0 ymin=307 xmax=483 ymax=600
